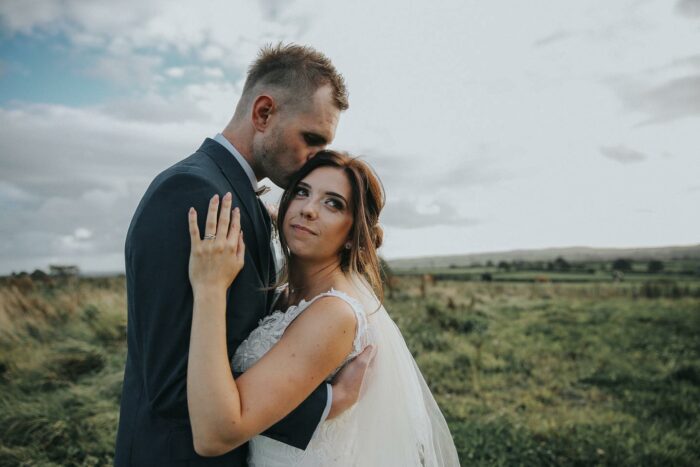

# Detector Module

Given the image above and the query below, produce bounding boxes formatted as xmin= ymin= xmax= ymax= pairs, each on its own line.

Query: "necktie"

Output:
xmin=255 ymin=185 xmax=271 ymax=197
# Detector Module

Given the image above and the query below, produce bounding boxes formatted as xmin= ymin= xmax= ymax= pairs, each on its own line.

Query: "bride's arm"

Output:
xmin=186 ymin=193 xmax=356 ymax=457
xmin=189 ymin=294 xmax=355 ymax=456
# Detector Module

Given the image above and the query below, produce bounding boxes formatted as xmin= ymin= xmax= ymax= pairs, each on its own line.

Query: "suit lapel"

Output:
xmin=197 ymin=138 xmax=270 ymax=285
xmin=256 ymin=196 xmax=272 ymax=285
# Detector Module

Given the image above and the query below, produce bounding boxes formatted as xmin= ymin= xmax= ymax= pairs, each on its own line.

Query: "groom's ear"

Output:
xmin=251 ymin=95 xmax=275 ymax=132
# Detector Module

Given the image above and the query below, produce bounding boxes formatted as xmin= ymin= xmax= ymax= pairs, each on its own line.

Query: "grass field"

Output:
xmin=0 ymin=275 xmax=698 ymax=466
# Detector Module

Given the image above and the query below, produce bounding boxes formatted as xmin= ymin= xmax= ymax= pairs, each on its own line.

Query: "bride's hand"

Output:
xmin=188 ymin=192 xmax=245 ymax=294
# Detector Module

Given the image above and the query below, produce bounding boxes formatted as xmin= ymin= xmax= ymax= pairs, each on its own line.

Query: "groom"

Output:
xmin=115 ymin=44 xmax=372 ymax=466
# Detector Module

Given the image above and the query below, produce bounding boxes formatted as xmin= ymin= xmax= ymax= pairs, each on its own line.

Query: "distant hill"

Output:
xmin=387 ymin=244 xmax=700 ymax=270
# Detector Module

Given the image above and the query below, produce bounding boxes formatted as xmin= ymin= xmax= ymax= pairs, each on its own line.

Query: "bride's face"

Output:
xmin=282 ymin=166 xmax=354 ymax=262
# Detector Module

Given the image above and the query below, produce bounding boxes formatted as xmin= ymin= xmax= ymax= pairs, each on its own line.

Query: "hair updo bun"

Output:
xmin=371 ymin=224 xmax=384 ymax=249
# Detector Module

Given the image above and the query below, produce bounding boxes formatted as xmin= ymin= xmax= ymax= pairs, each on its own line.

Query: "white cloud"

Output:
xmin=676 ymin=0 xmax=700 ymax=18
xmin=0 ymin=0 xmax=312 ymax=74
xmin=614 ymin=74 xmax=700 ymax=125
xmin=165 ymin=66 xmax=186 ymax=78
xmin=98 ymin=92 xmax=213 ymax=124
xmin=203 ymin=67 xmax=225 ymax=79
xmin=201 ymin=44 xmax=226 ymax=62
xmin=2 ymin=0 xmax=700 ymax=271
xmin=382 ymin=199 xmax=478 ymax=229
xmin=534 ymin=31 xmax=573 ymax=47
xmin=0 ymin=102 xmax=212 ymax=272
xmin=89 ymin=53 xmax=163 ymax=87
xmin=600 ymin=146 xmax=648 ymax=164
xmin=74 ymin=228 xmax=93 ymax=240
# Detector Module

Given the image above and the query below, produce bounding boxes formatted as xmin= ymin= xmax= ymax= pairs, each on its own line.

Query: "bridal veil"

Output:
xmin=345 ymin=278 xmax=460 ymax=466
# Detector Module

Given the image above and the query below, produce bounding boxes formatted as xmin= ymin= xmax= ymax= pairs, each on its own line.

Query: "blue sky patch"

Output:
xmin=0 ymin=32 xmax=117 ymax=106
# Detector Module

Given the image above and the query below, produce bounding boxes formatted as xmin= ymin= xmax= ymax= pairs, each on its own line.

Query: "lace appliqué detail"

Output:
xmin=231 ymin=288 xmax=372 ymax=467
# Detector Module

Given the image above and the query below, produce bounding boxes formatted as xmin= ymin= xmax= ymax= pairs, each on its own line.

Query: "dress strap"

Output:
xmin=315 ymin=288 xmax=370 ymax=357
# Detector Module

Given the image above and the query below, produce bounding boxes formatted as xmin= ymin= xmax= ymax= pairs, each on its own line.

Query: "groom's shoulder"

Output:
xmin=148 ymin=148 xmax=219 ymax=194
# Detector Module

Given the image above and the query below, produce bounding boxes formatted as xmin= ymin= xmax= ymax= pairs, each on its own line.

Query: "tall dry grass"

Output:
xmin=0 ymin=275 xmax=698 ymax=465
xmin=0 ymin=277 xmax=126 ymax=466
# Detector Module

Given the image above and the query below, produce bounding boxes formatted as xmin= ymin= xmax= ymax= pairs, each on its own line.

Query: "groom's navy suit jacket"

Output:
xmin=115 ymin=139 xmax=328 ymax=466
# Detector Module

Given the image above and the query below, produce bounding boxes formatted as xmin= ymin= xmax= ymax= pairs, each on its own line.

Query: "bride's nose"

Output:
xmin=299 ymin=198 xmax=318 ymax=219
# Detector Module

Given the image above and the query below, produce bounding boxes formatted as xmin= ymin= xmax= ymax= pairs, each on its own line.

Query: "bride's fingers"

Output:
xmin=228 ymin=207 xmax=241 ymax=241
xmin=229 ymin=209 xmax=243 ymax=258
xmin=216 ymin=192 xmax=232 ymax=240
xmin=204 ymin=194 xmax=219 ymax=239
xmin=188 ymin=207 xmax=200 ymax=246
xmin=236 ymin=229 xmax=245 ymax=262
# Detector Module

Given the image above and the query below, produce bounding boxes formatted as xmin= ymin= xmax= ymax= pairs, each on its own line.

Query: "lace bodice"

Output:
xmin=231 ymin=288 xmax=373 ymax=466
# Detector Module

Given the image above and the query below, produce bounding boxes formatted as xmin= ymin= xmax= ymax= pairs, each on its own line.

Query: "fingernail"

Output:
xmin=224 ymin=192 xmax=231 ymax=200
xmin=189 ymin=207 xmax=194 ymax=214
xmin=212 ymin=194 xmax=218 ymax=201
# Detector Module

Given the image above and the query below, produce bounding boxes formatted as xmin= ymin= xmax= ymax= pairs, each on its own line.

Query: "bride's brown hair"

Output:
xmin=275 ymin=150 xmax=385 ymax=302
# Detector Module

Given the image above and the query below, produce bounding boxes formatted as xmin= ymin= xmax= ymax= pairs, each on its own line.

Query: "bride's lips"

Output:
xmin=290 ymin=223 xmax=318 ymax=236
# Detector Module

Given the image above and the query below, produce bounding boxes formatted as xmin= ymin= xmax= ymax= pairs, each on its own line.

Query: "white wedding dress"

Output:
xmin=231 ymin=282 xmax=460 ymax=466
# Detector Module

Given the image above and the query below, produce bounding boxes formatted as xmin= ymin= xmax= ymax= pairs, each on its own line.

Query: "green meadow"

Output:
xmin=1 ymin=265 xmax=699 ymax=465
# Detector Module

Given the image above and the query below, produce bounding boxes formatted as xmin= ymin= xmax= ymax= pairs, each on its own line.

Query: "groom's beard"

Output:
xmin=254 ymin=128 xmax=295 ymax=189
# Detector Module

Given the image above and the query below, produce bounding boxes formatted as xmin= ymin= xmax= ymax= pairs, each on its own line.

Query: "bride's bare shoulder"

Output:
xmin=276 ymin=295 xmax=357 ymax=370
xmin=300 ymin=294 xmax=356 ymax=325
xmin=285 ymin=294 xmax=357 ymax=342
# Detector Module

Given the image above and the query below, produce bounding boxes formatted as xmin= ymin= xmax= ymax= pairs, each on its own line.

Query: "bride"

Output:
xmin=186 ymin=150 xmax=459 ymax=466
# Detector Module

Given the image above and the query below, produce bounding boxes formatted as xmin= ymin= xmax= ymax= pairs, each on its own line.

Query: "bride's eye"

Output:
xmin=294 ymin=187 xmax=309 ymax=197
xmin=326 ymin=198 xmax=344 ymax=210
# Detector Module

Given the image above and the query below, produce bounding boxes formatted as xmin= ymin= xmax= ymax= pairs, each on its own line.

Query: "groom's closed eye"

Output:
xmin=303 ymin=132 xmax=327 ymax=147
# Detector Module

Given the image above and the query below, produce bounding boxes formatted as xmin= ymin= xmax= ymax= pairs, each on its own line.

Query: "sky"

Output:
xmin=1 ymin=0 xmax=699 ymax=274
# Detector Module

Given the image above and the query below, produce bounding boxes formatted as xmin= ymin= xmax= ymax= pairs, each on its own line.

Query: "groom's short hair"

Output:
xmin=238 ymin=43 xmax=348 ymax=114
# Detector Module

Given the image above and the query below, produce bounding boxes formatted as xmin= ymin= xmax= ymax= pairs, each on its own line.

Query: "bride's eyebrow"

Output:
xmin=325 ymin=191 xmax=348 ymax=204
xmin=297 ymin=181 xmax=348 ymax=204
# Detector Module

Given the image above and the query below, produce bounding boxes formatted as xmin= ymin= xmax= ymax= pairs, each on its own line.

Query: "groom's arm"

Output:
xmin=260 ymin=382 xmax=330 ymax=449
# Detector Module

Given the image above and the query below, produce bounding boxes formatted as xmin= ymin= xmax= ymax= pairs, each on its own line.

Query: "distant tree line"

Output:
xmin=395 ymin=256 xmax=700 ymax=282
xmin=479 ymin=258 xmax=688 ymax=275
xmin=491 ymin=257 xmax=594 ymax=273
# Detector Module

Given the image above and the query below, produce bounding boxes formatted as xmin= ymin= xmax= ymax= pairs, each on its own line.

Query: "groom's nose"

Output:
xmin=300 ymin=152 xmax=315 ymax=166
xmin=292 ymin=152 xmax=316 ymax=173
